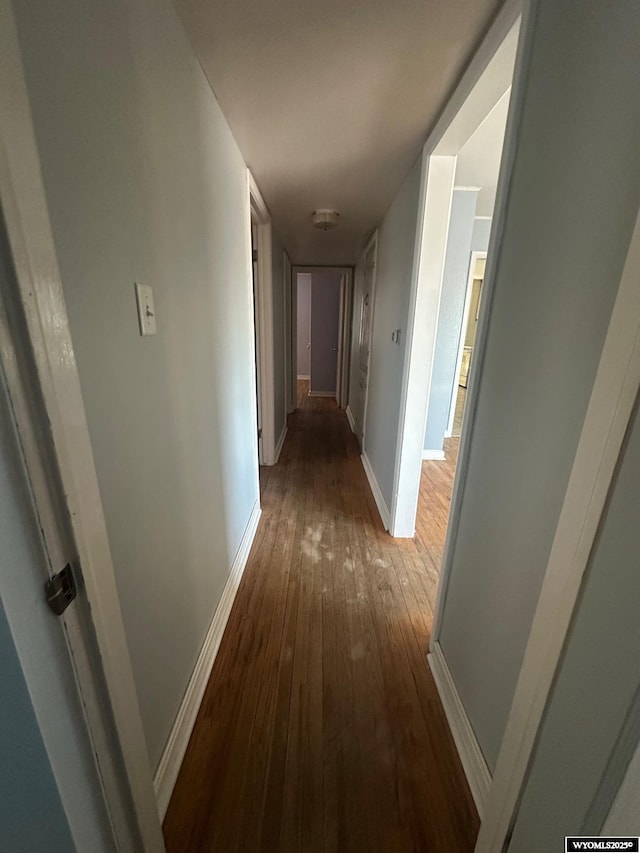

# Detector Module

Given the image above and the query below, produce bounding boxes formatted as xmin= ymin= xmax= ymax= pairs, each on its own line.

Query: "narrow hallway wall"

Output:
xmin=12 ymin=0 xmax=260 ymax=771
xmin=437 ymin=0 xmax=640 ymax=771
xmin=355 ymin=156 xmax=422 ymax=512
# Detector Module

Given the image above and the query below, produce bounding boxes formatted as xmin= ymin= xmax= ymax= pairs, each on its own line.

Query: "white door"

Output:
xmin=355 ymin=238 xmax=377 ymax=446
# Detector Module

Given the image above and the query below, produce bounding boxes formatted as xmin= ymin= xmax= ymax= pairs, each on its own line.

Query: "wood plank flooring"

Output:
xmin=163 ymin=385 xmax=476 ymax=852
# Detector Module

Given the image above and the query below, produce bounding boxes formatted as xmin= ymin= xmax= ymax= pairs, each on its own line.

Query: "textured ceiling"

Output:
xmin=174 ymin=0 xmax=504 ymax=264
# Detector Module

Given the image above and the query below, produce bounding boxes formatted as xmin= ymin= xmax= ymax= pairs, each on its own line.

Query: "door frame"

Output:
xmin=291 ymin=265 xmax=354 ymax=406
xmin=0 ymin=3 xmax=164 ymax=848
xmin=389 ymin=0 xmax=521 ymax=539
xmin=249 ymin=173 xmax=277 ymax=465
xmin=445 ymin=250 xmax=487 ymax=437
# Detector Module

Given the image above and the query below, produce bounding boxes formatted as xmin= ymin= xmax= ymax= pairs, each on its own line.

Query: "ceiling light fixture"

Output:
xmin=312 ymin=209 xmax=340 ymax=231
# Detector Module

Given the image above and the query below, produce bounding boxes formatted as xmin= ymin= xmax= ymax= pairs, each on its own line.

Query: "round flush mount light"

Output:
xmin=312 ymin=209 xmax=340 ymax=231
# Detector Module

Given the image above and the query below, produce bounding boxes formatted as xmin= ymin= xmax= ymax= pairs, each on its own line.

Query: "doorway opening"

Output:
xmin=292 ymin=265 xmax=353 ymax=411
xmin=448 ymin=251 xmax=486 ymax=438
xmin=391 ymin=10 xmax=521 ymax=573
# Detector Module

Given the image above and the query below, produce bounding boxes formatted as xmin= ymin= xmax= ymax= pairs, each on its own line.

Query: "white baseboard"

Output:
xmin=296 ymin=374 xmax=310 ymax=380
xmin=422 ymin=448 xmax=446 ymax=460
xmin=308 ymin=390 xmax=336 ymax=397
xmin=274 ymin=425 xmax=287 ymax=463
xmin=360 ymin=451 xmax=391 ymax=531
xmin=345 ymin=405 xmax=356 ymax=433
xmin=428 ymin=642 xmax=491 ymax=817
xmin=153 ymin=499 xmax=262 ymax=819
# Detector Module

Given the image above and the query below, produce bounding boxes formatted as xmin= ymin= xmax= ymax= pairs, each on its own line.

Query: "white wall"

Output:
xmin=471 ymin=217 xmax=492 ymax=251
xmin=12 ymin=0 xmax=260 ymax=770
xmin=437 ymin=0 xmax=640 ymax=771
xmin=360 ymin=157 xmax=422 ymax=508
xmin=508 ymin=404 xmax=640 ymax=849
xmin=423 ymin=189 xmax=478 ymax=452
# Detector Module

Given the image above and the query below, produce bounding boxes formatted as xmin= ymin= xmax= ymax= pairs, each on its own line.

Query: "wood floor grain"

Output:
xmin=163 ymin=384 xmax=477 ymax=853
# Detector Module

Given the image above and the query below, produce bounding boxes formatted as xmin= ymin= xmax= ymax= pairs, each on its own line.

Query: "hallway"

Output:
xmin=163 ymin=392 xmax=478 ymax=852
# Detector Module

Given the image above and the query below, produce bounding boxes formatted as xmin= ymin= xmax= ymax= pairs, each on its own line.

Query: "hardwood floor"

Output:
xmin=415 ymin=437 xmax=460 ymax=573
xmin=163 ymin=386 xmax=477 ymax=853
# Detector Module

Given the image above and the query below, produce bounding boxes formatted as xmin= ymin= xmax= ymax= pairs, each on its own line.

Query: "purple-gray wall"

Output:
xmin=310 ymin=272 xmax=342 ymax=395
xmin=296 ymin=274 xmax=311 ymax=377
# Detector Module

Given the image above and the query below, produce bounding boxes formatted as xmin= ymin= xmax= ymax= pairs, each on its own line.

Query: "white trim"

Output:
xmin=273 ymin=425 xmax=287 ymax=464
xmin=0 ymin=5 xmax=164 ymax=848
xmin=154 ymin=500 xmax=261 ymax=820
xmin=248 ymin=171 xmax=270 ymax=221
xmin=346 ymin=405 xmax=356 ymax=433
xmin=360 ymin=451 xmax=391 ymax=530
xmin=446 ymin=251 xmax=486 ymax=438
xmin=422 ymin=449 xmax=446 ymax=460
xmin=249 ymin=173 xmax=277 ymax=466
xmin=308 ymin=390 xmax=336 ymax=397
xmin=297 ymin=374 xmax=310 ymax=380
xmin=476 ymin=205 xmax=640 ymax=852
xmin=428 ymin=643 xmax=491 ymax=816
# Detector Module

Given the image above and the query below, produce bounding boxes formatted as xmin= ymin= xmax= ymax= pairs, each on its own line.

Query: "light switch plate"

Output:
xmin=135 ymin=282 xmax=157 ymax=336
